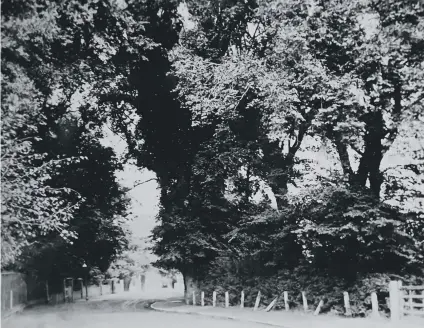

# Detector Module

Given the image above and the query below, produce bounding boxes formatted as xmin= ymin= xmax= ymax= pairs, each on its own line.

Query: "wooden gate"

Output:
xmin=389 ymin=280 xmax=424 ymax=321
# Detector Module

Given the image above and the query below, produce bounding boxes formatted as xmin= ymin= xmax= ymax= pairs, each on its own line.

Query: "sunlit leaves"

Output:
xmin=1 ymin=66 xmax=83 ymax=267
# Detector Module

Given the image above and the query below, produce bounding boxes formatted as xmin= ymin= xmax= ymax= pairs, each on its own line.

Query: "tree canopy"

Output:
xmin=1 ymin=0 xmax=423 ymax=311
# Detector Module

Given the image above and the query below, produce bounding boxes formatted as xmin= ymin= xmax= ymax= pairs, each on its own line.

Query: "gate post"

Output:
xmin=389 ymin=280 xmax=402 ymax=322
xmin=371 ymin=292 xmax=379 ymax=317
xmin=80 ymin=279 xmax=84 ymax=299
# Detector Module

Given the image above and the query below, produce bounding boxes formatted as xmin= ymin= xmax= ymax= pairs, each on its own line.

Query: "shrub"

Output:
xmin=199 ymin=260 xmax=423 ymax=317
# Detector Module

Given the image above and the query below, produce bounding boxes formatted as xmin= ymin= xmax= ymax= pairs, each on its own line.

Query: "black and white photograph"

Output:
xmin=1 ymin=0 xmax=423 ymax=327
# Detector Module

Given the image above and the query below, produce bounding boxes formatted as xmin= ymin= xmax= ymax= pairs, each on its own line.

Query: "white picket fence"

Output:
xmin=189 ymin=280 xmax=424 ymax=321
xmin=189 ymin=289 xmax=361 ymax=316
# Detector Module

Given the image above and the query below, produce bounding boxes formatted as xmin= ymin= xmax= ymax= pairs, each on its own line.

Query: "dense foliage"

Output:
xmin=1 ymin=0 xmax=423 ymax=315
xmin=1 ymin=0 xmax=135 ymax=285
xmin=152 ymin=0 xmax=424 ymax=313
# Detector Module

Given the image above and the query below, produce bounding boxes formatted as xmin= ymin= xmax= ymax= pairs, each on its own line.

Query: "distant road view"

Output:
xmin=2 ymin=268 xmax=266 ymax=328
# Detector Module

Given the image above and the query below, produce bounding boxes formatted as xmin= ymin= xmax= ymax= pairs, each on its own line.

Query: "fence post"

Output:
xmin=240 ymin=291 xmax=245 ymax=308
xmin=100 ymin=283 xmax=103 ymax=296
xmin=389 ymin=280 xmax=401 ymax=322
xmin=398 ymin=281 xmax=404 ymax=315
xmin=192 ymin=291 xmax=196 ymax=305
xmin=63 ymin=279 xmax=66 ymax=302
xmin=371 ymin=292 xmax=379 ymax=317
xmin=302 ymin=292 xmax=308 ymax=312
xmin=314 ymin=300 xmax=324 ymax=315
xmin=265 ymin=297 xmax=278 ymax=312
xmin=201 ymin=291 xmax=205 ymax=307
xmin=283 ymin=291 xmax=289 ymax=311
xmin=225 ymin=291 xmax=229 ymax=308
xmin=80 ymin=279 xmax=84 ymax=299
xmin=71 ymin=279 xmax=74 ymax=302
xmin=343 ymin=292 xmax=352 ymax=316
xmin=212 ymin=291 xmax=217 ymax=307
xmin=10 ymin=290 xmax=13 ymax=309
xmin=45 ymin=280 xmax=50 ymax=303
xmin=254 ymin=291 xmax=261 ymax=311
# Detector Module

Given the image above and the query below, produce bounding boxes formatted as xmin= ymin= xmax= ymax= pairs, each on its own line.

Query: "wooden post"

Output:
xmin=371 ymin=292 xmax=379 ymax=317
xmin=314 ymin=300 xmax=324 ymax=315
xmin=265 ymin=297 xmax=278 ymax=312
xmin=45 ymin=280 xmax=50 ymax=303
xmin=192 ymin=291 xmax=196 ymax=305
xmin=85 ymin=279 xmax=88 ymax=301
xmin=302 ymin=292 xmax=308 ymax=312
xmin=201 ymin=291 xmax=205 ymax=307
xmin=283 ymin=291 xmax=289 ymax=311
xmin=254 ymin=291 xmax=261 ymax=311
xmin=212 ymin=291 xmax=217 ymax=307
xmin=80 ymin=279 xmax=84 ymax=299
xmin=100 ymin=283 xmax=103 ymax=296
xmin=225 ymin=291 xmax=229 ymax=308
xmin=389 ymin=280 xmax=401 ymax=322
xmin=63 ymin=279 xmax=66 ymax=302
xmin=408 ymin=290 xmax=413 ymax=311
xmin=343 ymin=292 xmax=352 ymax=316
xmin=240 ymin=291 xmax=245 ymax=308
xmin=10 ymin=290 xmax=13 ymax=309
xmin=398 ymin=280 xmax=404 ymax=315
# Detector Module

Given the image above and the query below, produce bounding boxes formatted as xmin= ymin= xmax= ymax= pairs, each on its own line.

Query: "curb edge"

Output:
xmin=150 ymin=302 xmax=289 ymax=328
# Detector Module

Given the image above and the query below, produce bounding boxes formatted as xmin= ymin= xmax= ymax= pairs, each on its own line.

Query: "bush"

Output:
xmin=197 ymin=184 xmax=423 ymax=317
xmin=199 ymin=260 xmax=423 ymax=317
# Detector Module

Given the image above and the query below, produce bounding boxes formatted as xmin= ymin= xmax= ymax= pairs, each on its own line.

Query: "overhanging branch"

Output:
xmin=129 ymin=178 xmax=158 ymax=190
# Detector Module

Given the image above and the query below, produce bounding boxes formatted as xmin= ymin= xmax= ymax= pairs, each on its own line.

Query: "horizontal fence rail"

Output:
xmin=401 ymin=286 xmax=424 ymax=291
xmin=394 ymin=282 xmax=424 ymax=318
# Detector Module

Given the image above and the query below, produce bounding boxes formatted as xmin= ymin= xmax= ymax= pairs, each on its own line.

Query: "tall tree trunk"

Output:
xmin=262 ymin=140 xmax=293 ymax=211
xmin=357 ymin=111 xmax=385 ymax=198
xmin=332 ymin=111 xmax=385 ymax=199
xmin=182 ymin=269 xmax=201 ymax=305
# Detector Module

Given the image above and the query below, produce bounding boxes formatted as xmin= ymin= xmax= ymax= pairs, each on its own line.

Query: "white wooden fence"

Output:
xmin=189 ymin=289 xmax=359 ymax=316
xmin=190 ymin=280 xmax=424 ymax=321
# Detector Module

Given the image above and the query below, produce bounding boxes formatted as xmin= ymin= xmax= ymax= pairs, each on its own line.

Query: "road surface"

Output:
xmin=2 ymin=296 xmax=269 ymax=328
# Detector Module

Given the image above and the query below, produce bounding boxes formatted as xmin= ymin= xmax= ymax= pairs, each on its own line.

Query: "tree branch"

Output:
xmin=383 ymin=83 xmax=402 ymax=153
xmin=234 ymin=86 xmax=251 ymax=110
xmin=349 ymin=143 xmax=363 ymax=156
xmin=98 ymin=93 xmax=135 ymax=106
xmin=333 ymin=137 xmax=354 ymax=176
xmin=129 ymin=178 xmax=158 ymax=190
